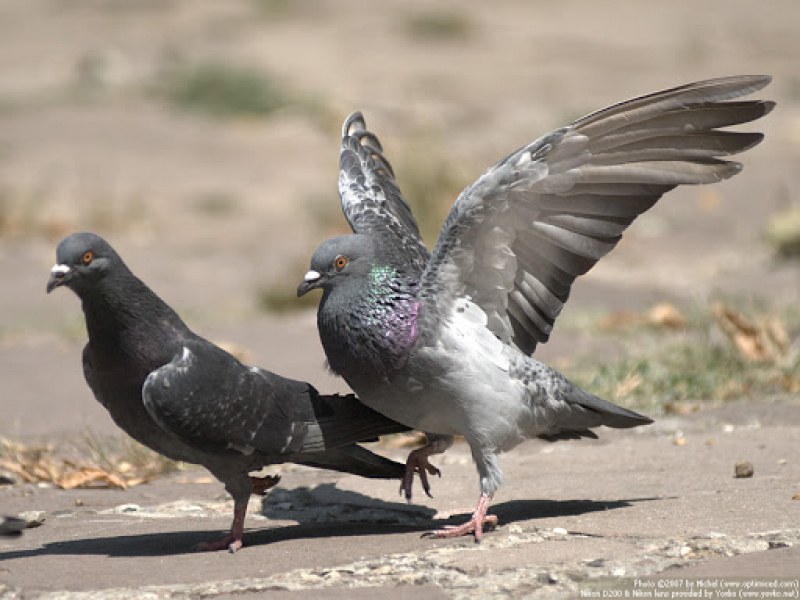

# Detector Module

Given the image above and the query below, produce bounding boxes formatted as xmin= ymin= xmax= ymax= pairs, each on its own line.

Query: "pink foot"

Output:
xmin=195 ymin=497 xmax=248 ymax=553
xmin=400 ymin=446 xmax=441 ymax=501
xmin=424 ymin=493 xmax=497 ymax=543
xmin=195 ymin=533 xmax=243 ymax=553
xmin=250 ymin=474 xmax=281 ymax=496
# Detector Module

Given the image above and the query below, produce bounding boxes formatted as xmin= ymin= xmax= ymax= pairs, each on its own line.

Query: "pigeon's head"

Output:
xmin=46 ymin=232 xmax=121 ymax=295
xmin=297 ymin=234 xmax=376 ymax=297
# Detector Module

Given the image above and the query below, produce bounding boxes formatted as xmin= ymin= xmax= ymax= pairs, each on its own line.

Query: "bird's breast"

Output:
xmin=317 ymin=295 xmax=420 ymax=384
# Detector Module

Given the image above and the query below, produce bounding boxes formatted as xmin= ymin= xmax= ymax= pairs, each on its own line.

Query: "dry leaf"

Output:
xmin=792 ymin=493 xmax=800 ymax=501
xmin=0 ymin=459 xmax=37 ymax=483
xmin=0 ymin=437 xmax=170 ymax=490
xmin=665 ymin=401 xmax=701 ymax=416
xmin=597 ymin=310 xmax=640 ymax=331
xmin=598 ymin=302 xmax=686 ymax=331
xmin=175 ymin=475 xmax=215 ymax=485
xmin=57 ymin=468 xmax=127 ymax=490
xmin=121 ymin=477 xmax=148 ymax=488
xmin=646 ymin=303 xmax=687 ymax=329
xmin=711 ymin=302 xmax=788 ymax=363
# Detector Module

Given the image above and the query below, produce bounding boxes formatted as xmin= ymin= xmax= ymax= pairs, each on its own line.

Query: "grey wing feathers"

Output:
xmin=339 ymin=112 xmax=430 ymax=272
xmin=142 ymin=342 xmax=275 ymax=456
xmin=142 ymin=339 xmax=408 ymax=459
xmin=420 ymin=75 xmax=773 ymax=355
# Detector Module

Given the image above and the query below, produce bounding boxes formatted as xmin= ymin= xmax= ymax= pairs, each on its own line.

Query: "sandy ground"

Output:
xmin=1 ymin=0 xmax=799 ymax=597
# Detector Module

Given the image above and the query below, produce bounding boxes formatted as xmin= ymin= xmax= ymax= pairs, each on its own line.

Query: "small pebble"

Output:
xmin=586 ymin=558 xmax=605 ymax=568
xmin=552 ymin=527 xmax=568 ymax=536
xmin=679 ymin=545 xmax=693 ymax=557
xmin=19 ymin=510 xmax=47 ymax=528
xmin=734 ymin=461 xmax=754 ymax=478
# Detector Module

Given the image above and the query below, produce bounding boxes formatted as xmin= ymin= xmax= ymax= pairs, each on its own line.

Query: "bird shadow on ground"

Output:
xmin=0 ymin=484 xmax=662 ymax=559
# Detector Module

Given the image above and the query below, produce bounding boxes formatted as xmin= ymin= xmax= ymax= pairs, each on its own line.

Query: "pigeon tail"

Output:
xmin=551 ymin=383 xmax=653 ymax=436
xmin=309 ymin=391 xmax=411 ymax=450
xmin=572 ymin=386 xmax=652 ymax=428
xmin=297 ymin=444 xmax=406 ymax=479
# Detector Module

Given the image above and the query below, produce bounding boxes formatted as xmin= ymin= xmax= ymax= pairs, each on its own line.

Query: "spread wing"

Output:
xmin=142 ymin=337 xmax=408 ymax=459
xmin=338 ymin=111 xmax=430 ymax=273
xmin=419 ymin=75 xmax=773 ymax=355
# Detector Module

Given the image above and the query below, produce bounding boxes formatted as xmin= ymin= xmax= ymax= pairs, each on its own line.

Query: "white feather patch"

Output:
xmin=451 ymin=299 xmax=509 ymax=371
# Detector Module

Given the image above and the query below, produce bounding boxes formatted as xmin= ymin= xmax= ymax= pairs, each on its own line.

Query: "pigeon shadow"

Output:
xmin=0 ymin=485 xmax=662 ymax=559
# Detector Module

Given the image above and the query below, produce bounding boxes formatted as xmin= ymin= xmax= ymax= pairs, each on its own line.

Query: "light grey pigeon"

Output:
xmin=48 ymin=232 xmax=409 ymax=552
xmin=297 ymin=75 xmax=773 ymax=541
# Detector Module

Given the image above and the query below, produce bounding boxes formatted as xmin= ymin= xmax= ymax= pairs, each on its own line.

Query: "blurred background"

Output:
xmin=1 ymin=0 xmax=798 ymax=464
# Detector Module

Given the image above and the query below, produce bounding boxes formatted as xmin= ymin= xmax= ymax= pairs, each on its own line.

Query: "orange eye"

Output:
xmin=82 ymin=250 xmax=94 ymax=265
xmin=334 ymin=255 xmax=348 ymax=270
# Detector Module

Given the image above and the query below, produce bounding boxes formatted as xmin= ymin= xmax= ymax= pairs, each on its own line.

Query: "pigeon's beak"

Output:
xmin=46 ymin=264 xmax=72 ymax=293
xmin=296 ymin=270 xmax=322 ymax=297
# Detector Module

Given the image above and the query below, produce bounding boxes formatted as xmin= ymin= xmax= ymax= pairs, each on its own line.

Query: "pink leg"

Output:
xmin=400 ymin=445 xmax=442 ymax=501
xmin=424 ymin=493 xmax=498 ymax=543
xmin=195 ymin=475 xmax=280 ymax=552
xmin=196 ymin=497 xmax=248 ymax=553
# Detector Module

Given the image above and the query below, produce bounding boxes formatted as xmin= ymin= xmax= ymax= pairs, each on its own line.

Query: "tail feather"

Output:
xmin=546 ymin=384 xmax=653 ymax=438
xmin=309 ymin=393 xmax=411 ymax=450
xmin=574 ymin=387 xmax=653 ymax=428
xmin=296 ymin=444 xmax=405 ymax=480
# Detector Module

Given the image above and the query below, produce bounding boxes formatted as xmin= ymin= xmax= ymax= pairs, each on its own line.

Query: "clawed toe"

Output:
xmin=401 ymin=448 xmax=442 ymax=502
xmin=423 ymin=514 xmax=498 ymax=542
xmin=422 ymin=493 xmax=496 ymax=542
xmin=250 ymin=474 xmax=281 ymax=496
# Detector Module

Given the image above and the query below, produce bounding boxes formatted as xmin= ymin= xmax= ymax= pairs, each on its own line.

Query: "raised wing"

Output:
xmin=142 ymin=338 xmax=408 ymax=458
xmin=339 ymin=112 xmax=430 ymax=272
xmin=419 ymin=75 xmax=773 ymax=355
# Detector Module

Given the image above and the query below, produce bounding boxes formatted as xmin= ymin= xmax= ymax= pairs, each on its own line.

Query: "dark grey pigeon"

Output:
xmin=297 ymin=75 xmax=773 ymax=541
xmin=47 ymin=232 xmax=408 ymax=552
